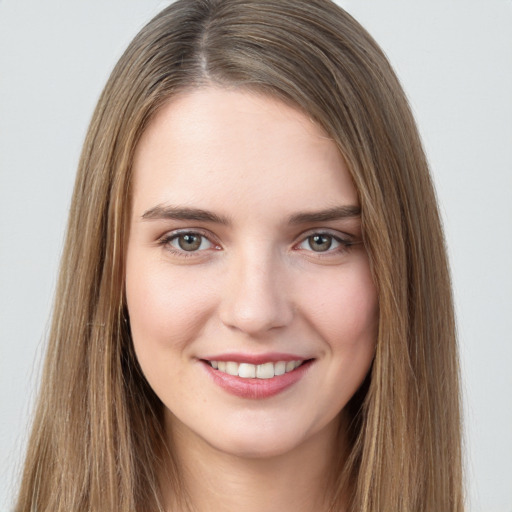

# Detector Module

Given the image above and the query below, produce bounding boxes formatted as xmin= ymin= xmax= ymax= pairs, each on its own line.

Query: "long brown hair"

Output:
xmin=15 ymin=1 xmax=463 ymax=510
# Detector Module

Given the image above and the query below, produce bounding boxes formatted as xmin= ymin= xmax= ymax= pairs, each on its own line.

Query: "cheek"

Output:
xmin=125 ymin=261 xmax=215 ymax=354
xmin=298 ymin=261 xmax=378 ymax=349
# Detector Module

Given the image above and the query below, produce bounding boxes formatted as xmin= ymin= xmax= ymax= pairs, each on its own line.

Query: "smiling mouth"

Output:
xmin=206 ymin=360 xmax=307 ymax=379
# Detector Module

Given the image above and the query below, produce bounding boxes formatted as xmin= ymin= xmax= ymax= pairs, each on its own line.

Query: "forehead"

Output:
xmin=131 ymin=87 xmax=358 ymax=219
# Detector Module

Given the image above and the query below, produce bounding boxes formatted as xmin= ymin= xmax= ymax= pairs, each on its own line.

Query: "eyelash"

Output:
xmin=295 ymin=231 xmax=355 ymax=257
xmin=157 ymin=229 xmax=356 ymax=258
xmin=158 ymin=229 xmax=220 ymax=258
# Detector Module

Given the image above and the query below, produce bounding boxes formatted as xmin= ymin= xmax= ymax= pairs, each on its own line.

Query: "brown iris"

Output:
xmin=308 ymin=234 xmax=333 ymax=252
xmin=178 ymin=233 xmax=202 ymax=251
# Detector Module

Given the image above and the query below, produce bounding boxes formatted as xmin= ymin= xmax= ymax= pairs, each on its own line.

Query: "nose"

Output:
xmin=218 ymin=249 xmax=294 ymax=336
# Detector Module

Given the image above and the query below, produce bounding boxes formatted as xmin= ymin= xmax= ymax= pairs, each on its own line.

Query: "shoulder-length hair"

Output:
xmin=15 ymin=1 xmax=463 ymax=511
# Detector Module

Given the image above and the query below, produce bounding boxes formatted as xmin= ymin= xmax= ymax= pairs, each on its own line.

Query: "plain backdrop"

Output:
xmin=1 ymin=1 xmax=511 ymax=511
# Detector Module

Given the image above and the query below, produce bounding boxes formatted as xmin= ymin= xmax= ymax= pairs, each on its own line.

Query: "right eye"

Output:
xmin=171 ymin=232 xmax=212 ymax=252
xmin=159 ymin=230 xmax=219 ymax=255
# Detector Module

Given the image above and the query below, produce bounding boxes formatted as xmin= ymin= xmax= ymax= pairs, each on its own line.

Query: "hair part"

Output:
xmin=16 ymin=1 xmax=463 ymax=511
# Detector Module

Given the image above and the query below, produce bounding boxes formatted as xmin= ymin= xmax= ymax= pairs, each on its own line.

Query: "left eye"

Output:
xmin=297 ymin=234 xmax=343 ymax=252
xmin=168 ymin=232 xmax=213 ymax=252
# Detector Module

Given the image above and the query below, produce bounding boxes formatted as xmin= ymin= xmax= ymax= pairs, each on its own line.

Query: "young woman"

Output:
xmin=15 ymin=1 xmax=464 ymax=511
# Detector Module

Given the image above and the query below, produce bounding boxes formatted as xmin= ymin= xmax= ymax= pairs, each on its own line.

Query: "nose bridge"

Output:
xmin=219 ymin=244 xmax=293 ymax=335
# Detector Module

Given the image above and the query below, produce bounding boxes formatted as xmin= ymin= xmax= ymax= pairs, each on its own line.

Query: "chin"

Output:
xmin=214 ymin=434 xmax=302 ymax=460
xmin=199 ymin=415 xmax=336 ymax=462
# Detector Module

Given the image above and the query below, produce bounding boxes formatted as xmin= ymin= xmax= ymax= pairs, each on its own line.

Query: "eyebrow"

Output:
xmin=141 ymin=205 xmax=231 ymax=225
xmin=141 ymin=204 xmax=360 ymax=225
xmin=288 ymin=205 xmax=361 ymax=224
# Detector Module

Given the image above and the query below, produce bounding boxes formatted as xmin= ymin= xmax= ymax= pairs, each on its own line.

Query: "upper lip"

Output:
xmin=200 ymin=352 xmax=312 ymax=365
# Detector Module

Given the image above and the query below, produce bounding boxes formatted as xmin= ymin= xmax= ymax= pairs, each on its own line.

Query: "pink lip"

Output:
xmin=201 ymin=352 xmax=307 ymax=365
xmin=200 ymin=358 xmax=314 ymax=400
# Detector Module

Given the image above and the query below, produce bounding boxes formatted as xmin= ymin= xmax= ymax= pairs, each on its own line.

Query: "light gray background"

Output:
xmin=1 ymin=1 xmax=511 ymax=510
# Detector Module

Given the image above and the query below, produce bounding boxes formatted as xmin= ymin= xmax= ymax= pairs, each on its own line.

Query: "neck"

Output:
xmin=161 ymin=414 xmax=348 ymax=512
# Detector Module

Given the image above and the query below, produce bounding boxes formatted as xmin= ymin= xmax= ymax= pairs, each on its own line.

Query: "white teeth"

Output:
xmin=209 ymin=359 xmax=304 ymax=379
xmin=274 ymin=361 xmax=286 ymax=376
xmin=256 ymin=362 xmax=275 ymax=379
xmin=285 ymin=361 xmax=296 ymax=372
xmin=238 ymin=363 xmax=256 ymax=378
xmin=225 ymin=361 xmax=239 ymax=376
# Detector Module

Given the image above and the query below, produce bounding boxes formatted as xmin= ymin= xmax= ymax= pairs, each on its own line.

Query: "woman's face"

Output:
xmin=126 ymin=87 xmax=378 ymax=459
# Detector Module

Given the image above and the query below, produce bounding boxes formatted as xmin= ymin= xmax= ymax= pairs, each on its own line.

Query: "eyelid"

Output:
xmin=292 ymin=228 xmax=357 ymax=255
xmin=294 ymin=228 xmax=355 ymax=244
xmin=157 ymin=228 xmax=221 ymax=254
xmin=156 ymin=227 xmax=359 ymax=259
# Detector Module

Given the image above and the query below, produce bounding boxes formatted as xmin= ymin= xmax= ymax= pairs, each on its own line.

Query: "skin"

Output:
xmin=125 ymin=87 xmax=378 ymax=512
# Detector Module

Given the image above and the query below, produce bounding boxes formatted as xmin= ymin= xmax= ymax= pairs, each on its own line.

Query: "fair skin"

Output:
xmin=125 ymin=87 xmax=378 ymax=512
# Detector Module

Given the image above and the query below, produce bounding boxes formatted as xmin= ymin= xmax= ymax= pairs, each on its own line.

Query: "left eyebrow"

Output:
xmin=288 ymin=205 xmax=361 ymax=225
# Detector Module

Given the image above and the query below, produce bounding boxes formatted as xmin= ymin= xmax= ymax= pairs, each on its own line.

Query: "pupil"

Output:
xmin=178 ymin=234 xmax=201 ymax=251
xmin=310 ymin=234 xmax=331 ymax=252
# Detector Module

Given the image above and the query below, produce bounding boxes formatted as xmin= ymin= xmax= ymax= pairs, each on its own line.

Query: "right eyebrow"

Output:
xmin=141 ymin=204 xmax=231 ymax=225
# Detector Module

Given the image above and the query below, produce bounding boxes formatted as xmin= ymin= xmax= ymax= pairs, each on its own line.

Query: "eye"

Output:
xmin=295 ymin=231 xmax=354 ymax=255
xmin=160 ymin=231 xmax=216 ymax=253
xmin=302 ymin=234 xmax=340 ymax=252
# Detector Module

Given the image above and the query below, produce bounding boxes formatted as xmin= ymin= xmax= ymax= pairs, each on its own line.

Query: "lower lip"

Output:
xmin=201 ymin=360 xmax=313 ymax=399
